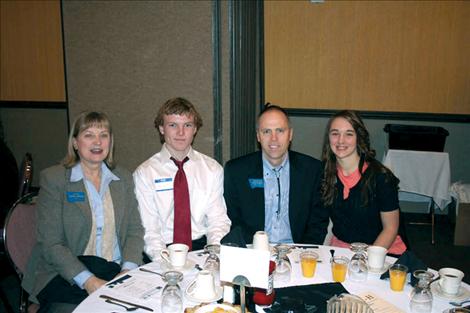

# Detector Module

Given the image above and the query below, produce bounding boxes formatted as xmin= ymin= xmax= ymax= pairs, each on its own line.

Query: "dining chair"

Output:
xmin=3 ymin=191 xmax=38 ymax=313
xmin=18 ymin=153 xmax=33 ymax=198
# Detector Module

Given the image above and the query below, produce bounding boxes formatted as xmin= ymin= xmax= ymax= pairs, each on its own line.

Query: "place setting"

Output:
xmin=430 ymin=268 xmax=470 ymax=301
xmin=366 ymin=245 xmax=391 ymax=275
xmin=159 ymin=243 xmax=197 ymax=273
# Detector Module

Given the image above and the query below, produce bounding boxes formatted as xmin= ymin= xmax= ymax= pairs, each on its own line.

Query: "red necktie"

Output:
xmin=171 ymin=157 xmax=192 ymax=250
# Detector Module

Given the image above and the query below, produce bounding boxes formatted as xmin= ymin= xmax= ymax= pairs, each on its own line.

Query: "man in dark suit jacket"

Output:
xmin=223 ymin=105 xmax=328 ymax=245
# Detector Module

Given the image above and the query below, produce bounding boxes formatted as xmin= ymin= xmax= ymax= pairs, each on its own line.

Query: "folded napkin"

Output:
xmin=263 ymin=283 xmax=349 ymax=313
xmin=221 ymin=226 xmax=248 ymax=248
xmin=380 ymin=250 xmax=427 ymax=286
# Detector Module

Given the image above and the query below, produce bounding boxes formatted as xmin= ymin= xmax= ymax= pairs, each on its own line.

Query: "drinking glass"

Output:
xmin=331 ymin=256 xmax=349 ymax=283
xmin=203 ymin=244 xmax=221 ymax=285
xmin=161 ymin=271 xmax=183 ymax=313
xmin=273 ymin=244 xmax=292 ymax=284
xmin=410 ymin=270 xmax=433 ymax=313
xmin=348 ymin=242 xmax=368 ymax=282
xmin=389 ymin=264 xmax=408 ymax=292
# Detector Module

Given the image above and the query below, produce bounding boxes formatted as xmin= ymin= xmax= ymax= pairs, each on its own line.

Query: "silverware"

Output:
xmin=450 ymin=300 xmax=470 ymax=307
xmin=139 ymin=267 xmax=163 ymax=277
xmin=292 ymin=245 xmax=319 ymax=249
xmin=105 ymin=299 xmax=138 ymax=311
xmin=99 ymin=295 xmax=154 ymax=312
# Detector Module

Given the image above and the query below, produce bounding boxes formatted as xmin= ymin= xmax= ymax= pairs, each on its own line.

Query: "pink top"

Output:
xmin=337 ymin=163 xmax=369 ymax=199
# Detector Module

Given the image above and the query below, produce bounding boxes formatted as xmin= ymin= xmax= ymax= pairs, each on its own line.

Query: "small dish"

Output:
xmin=159 ymin=258 xmax=196 ymax=273
xmin=185 ymin=282 xmax=223 ymax=303
xmin=194 ymin=303 xmax=238 ymax=313
xmin=368 ymin=261 xmax=391 ymax=274
xmin=430 ymin=281 xmax=470 ymax=301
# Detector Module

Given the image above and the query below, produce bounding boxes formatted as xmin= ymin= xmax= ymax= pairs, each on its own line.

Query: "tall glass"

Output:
xmin=410 ymin=270 xmax=433 ymax=312
xmin=203 ymin=244 xmax=221 ymax=285
xmin=161 ymin=271 xmax=183 ymax=313
xmin=273 ymin=244 xmax=292 ymax=284
xmin=348 ymin=242 xmax=368 ymax=282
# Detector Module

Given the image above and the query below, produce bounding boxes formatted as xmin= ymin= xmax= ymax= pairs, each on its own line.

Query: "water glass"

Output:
xmin=348 ymin=242 xmax=368 ymax=282
xmin=410 ymin=270 xmax=433 ymax=313
xmin=161 ymin=271 xmax=183 ymax=313
xmin=203 ymin=244 xmax=221 ymax=285
xmin=273 ymin=244 xmax=292 ymax=284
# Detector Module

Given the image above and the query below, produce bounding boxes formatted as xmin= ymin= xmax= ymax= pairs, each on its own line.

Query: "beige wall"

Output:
xmin=62 ymin=0 xmax=230 ymax=172
xmin=265 ymin=0 xmax=470 ymax=115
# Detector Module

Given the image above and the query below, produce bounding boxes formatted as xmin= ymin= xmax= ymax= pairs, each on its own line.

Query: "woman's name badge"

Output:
xmin=66 ymin=192 xmax=85 ymax=202
xmin=155 ymin=177 xmax=173 ymax=192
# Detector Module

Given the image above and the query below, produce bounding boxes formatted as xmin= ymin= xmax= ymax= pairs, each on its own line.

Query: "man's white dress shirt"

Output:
xmin=133 ymin=144 xmax=231 ymax=260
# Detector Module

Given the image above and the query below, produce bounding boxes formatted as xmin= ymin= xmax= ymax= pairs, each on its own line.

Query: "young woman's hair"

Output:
xmin=321 ymin=110 xmax=398 ymax=206
xmin=62 ymin=111 xmax=115 ymax=169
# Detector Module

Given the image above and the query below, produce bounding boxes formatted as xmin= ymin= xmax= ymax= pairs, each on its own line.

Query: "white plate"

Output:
xmin=431 ymin=281 xmax=470 ymax=301
xmin=194 ymin=303 xmax=238 ymax=313
xmin=368 ymin=261 xmax=391 ymax=274
xmin=159 ymin=258 xmax=196 ymax=273
xmin=185 ymin=280 xmax=223 ymax=303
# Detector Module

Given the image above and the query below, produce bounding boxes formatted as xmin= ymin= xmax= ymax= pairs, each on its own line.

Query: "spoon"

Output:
xmin=450 ymin=300 xmax=470 ymax=307
xmin=105 ymin=299 xmax=138 ymax=311
xmin=139 ymin=267 xmax=163 ymax=276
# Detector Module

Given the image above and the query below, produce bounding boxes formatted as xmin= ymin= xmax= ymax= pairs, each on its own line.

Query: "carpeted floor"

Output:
xmin=0 ymin=212 xmax=469 ymax=313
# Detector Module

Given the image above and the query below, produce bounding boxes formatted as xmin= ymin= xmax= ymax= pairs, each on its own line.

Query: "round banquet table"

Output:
xmin=72 ymin=245 xmax=469 ymax=313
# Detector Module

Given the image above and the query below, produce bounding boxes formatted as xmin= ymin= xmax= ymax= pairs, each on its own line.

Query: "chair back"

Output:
xmin=3 ymin=192 xmax=37 ymax=276
xmin=18 ymin=153 xmax=33 ymax=198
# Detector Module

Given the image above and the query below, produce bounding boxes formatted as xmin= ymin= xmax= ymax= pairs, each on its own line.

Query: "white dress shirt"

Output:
xmin=133 ymin=144 xmax=231 ymax=260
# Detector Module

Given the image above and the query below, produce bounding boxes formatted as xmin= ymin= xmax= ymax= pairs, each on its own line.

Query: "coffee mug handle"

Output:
xmin=186 ymin=279 xmax=197 ymax=296
xmin=438 ymin=277 xmax=444 ymax=288
xmin=160 ymin=249 xmax=170 ymax=264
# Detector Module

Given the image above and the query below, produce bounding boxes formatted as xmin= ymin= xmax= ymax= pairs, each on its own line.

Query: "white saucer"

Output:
xmin=368 ymin=262 xmax=391 ymax=274
xmin=185 ymin=282 xmax=223 ymax=303
xmin=431 ymin=281 xmax=470 ymax=301
xmin=159 ymin=259 xmax=196 ymax=273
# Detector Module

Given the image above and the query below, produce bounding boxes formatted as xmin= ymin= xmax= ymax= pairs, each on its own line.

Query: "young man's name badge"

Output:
xmin=155 ymin=177 xmax=173 ymax=192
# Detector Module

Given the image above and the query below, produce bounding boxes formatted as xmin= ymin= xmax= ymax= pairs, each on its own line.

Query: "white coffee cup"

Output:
xmin=253 ymin=231 xmax=270 ymax=251
xmin=160 ymin=243 xmax=189 ymax=268
xmin=438 ymin=267 xmax=464 ymax=295
xmin=188 ymin=270 xmax=217 ymax=301
xmin=367 ymin=245 xmax=387 ymax=270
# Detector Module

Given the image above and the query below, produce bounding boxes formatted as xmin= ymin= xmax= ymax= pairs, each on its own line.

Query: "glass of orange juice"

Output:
xmin=389 ymin=264 xmax=408 ymax=291
xmin=331 ymin=256 xmax=349 ymax=282
xmin=300 ymin=251 xmax=319 ymax=278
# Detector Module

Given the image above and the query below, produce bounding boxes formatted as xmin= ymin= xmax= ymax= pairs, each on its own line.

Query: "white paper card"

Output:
xmin=220 ymin=245 xmax=270 ymax=289
xmin=359 ymin=292 xmax=405 ymax=313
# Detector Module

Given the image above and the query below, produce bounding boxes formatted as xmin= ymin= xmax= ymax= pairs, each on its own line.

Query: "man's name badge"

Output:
xmin=155 ymin=177 xmax=173 ymax=192
xmin=248 ymin=178 xmax=264 ymax=189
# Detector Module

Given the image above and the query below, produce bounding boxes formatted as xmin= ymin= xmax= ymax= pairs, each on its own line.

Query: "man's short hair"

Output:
xmin=154 ymin=97 xmax=203 ymax=143
xmin=256 ymin=103 xmax=291 ymax=130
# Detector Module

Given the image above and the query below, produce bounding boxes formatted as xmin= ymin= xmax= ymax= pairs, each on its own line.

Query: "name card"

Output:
xmin=220 ymin=245 xmax=270 ymax=289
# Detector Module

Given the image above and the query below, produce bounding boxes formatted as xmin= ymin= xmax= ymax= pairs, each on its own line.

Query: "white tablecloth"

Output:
xmin=72 ymin=245 xmax=469 ymax=313
xmin=383 ymin=149 xmax=452 ymax=210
